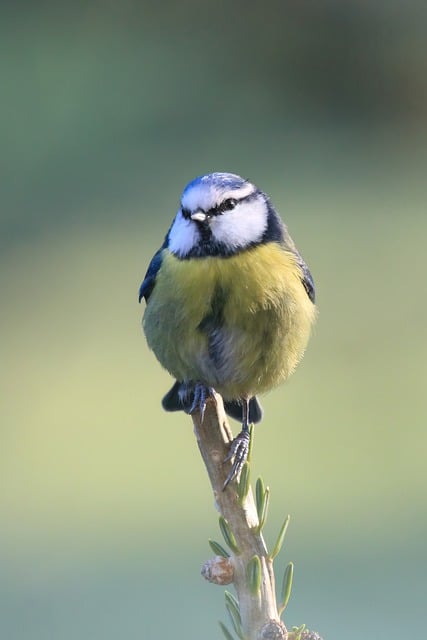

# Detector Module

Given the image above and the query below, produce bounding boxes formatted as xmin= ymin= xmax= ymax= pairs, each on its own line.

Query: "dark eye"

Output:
xmin=181 ymin=207 xmax=191 ymax=219
xmin=217 ymin=198 xmax=238 ymax=214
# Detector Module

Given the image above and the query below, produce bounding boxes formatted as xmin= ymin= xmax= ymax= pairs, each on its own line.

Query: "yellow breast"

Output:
xmin=143 ymin=243 xmax=316 ymax=399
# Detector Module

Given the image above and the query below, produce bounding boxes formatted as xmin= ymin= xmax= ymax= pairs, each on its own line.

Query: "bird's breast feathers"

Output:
xmin=143 ymin=242 xmax=316 ymax=398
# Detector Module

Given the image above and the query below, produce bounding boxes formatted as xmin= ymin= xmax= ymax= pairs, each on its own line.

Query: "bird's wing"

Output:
xmin=282 ymin=233 xmax=316 ymax=304
xmin=297 ymin=256 xmax=315 ymax=303
xmin=138 ymin=246 xmax=165 ymax=303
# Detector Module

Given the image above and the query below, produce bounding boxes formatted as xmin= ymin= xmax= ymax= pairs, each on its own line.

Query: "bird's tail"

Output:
xmin=161 ymin=381 xmax=263 ymax=424
xmin=223 ymin=397 xmax=263 ymax=424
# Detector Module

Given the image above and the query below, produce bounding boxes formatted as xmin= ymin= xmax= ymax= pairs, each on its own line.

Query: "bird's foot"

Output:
xmin=223 ymin=429 xmax=251 ymax=490
xmin=187 ymin=383 xmax=216 ymax=422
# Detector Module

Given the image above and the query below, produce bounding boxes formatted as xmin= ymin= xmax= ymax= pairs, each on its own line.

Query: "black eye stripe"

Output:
xmin=209 ymin=197 xmax=238 ymax=216
xmin=181 ymin=190 xmax=257 ymax=219
xmin=219 ymin=198 xmax=237 ymax=213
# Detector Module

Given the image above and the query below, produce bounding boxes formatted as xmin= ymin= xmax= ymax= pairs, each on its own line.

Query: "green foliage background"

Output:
xmin=1 ymin=2 xmax=426 ymax=638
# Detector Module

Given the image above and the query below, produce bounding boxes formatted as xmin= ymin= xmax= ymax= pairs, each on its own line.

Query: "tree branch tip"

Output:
xmin=192 ymin=391 xmax=323 ymax=639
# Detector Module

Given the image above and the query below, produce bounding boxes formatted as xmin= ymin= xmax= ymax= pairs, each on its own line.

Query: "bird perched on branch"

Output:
xmin=139 ymin=172 xmax=316 ymax=487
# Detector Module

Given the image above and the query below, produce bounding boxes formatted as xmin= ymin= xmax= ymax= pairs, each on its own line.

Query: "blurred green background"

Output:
xmin=1 ymin=1 xmax=427 ymax=638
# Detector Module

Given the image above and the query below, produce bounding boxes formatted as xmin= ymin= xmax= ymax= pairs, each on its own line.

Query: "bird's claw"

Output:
xmin=223 ymin=429 xmax=250 ymax=490
xmin=188 ymin=383 xmax=216 ymax=422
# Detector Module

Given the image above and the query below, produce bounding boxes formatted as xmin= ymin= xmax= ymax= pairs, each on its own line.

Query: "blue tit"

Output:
xmin=139 ymin=172 xmax=316 ymax=487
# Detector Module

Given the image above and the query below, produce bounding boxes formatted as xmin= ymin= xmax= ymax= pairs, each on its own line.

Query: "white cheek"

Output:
xmin=211 ymin=200 xmax=267 ymax=249
xmin=168 ymin=212 xmax=200 ymax=256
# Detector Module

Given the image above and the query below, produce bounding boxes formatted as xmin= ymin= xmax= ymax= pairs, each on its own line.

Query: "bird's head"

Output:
xmin=167 ymin=172 xmax=284 ymax=258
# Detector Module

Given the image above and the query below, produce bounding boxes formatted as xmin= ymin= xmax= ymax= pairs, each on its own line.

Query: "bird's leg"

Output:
xmin=187 ymin=382 xmax=216 ymax=423
xmin=223 ymin=398 xmax=251 ymax=490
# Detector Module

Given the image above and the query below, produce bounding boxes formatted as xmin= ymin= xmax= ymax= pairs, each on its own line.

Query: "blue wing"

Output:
xmin=138 ymin=246 xmax=165 ymax=303
xmin=298 ymin=257 xmax=315 ymax=303
xmin=265 ymin=203 xmax=315 ymax=304
xmin=139 ymin=226 xmax=172 ymax=303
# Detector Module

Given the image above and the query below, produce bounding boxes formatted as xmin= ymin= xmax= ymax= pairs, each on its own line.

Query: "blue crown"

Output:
xmin=182 ymin=172 xmax=248 ymax=197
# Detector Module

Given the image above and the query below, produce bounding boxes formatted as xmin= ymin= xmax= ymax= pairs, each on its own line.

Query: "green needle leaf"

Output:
xmin=219 ymin=516 xmax=240 ymax=555
xmin=279 ymin=561 xmax=294 ymax=615
xmin=269 ymin=514 xmax=291 ymax=560
xmin=209 ymin=539 xmax=230 ymax=558
xmin=225 ymin=591 xmax=243 ymax=639
xmin=255 ymin=477 xmax=265 ymax=518
xmin=237 ymin=462 xmax=250 ymax=504
xmin=247 ymin=424 xmax=254 ymax=462
xmin=256 ymin=486 xmax=270 ymax=532
xmin=219 ymin=621 xmax=235 ymax=640
xmin=291 ymin=624 xmax=306 ymax=640
xmin=246 ymin=555 xmax=262 ymax=595
xmin=224 ymin=591 xmax=240 ymax=619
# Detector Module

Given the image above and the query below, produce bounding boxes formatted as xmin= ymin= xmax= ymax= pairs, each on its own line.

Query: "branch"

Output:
xmin=192 ymin=392 xmax=283 ymax=639
xmin=192 ymin=392 xmax=323 ymax=640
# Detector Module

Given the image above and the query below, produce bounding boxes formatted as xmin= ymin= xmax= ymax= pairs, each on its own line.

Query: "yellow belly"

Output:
xmin=143 ymin=243 xmax=316 ymax=399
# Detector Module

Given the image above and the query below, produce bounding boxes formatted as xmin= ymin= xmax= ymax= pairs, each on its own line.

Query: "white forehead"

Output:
xmin=181 ymin=172 xmax=256 ymax=212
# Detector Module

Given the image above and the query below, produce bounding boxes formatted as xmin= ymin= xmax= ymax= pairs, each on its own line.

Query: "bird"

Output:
xmin=139 ymin=172 xmax=316 ymax=487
